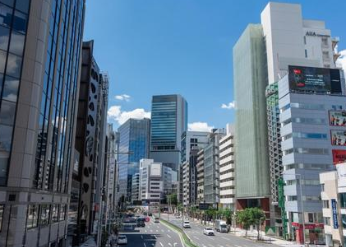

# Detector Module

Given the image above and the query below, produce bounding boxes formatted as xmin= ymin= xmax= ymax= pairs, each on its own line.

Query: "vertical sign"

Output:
xmin=331 ymin=199 xmax=339 ymax=229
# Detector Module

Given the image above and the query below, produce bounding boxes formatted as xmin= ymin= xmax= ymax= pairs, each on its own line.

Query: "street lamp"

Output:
xmin=283 ymin=172 xmax=306 ymax=246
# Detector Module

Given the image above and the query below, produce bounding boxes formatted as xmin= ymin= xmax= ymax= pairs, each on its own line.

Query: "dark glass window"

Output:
xmin=6 ymin=53 xmax=21 ymax=78
xmin=39 ymin=204 xmax=50 ymax=226
xmin=26 ymin=204 xmax=38 ymax=229
xmin=15 ymin=0 xmax=29 ymax=13
xmin=0 ymin=25 xmax=9 ymax=51
xmin=0 ymin=124 xmax=13 ymax=151
xmin=0 ymin=4 xmax=12 ymax=28
xmin=340 ymin=193 xmax=346 ymax=208
xmin=12 ymin=10 xmax=27 ymax=34
xmin=0 ymin=204 xmax=3 ymax=231
xmin=0 ymin=100 xmax=16 ymax=125
xmin=0 ymin=0 xmax=14 ymax=7
xmin=9 ymin=31 xmax=24 ymax=55
xmin=0 ymin=50 xmax=6 ymax=73
xmin=2 ymin=76 xmax=19 ymax=102
xmin=342 ymin=214 xmax=346 ymax=228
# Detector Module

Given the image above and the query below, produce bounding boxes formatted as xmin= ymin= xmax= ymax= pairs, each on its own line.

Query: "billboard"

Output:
xmin=331 ymin=199 xmax=339 ymax=229
xmin=332 ymin=150 xmax=346 ymax=165
xmin=329 ymin=110 xmax=346 ymax=126
xmin=288 ymin=66 xmax=341 ymax=94
xmin=331 ymin=130 xmax=346 ymax=146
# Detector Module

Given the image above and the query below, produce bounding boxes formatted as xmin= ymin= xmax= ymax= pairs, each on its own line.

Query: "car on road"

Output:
xmin=117 ymin=235 xmax=128 ymax=245
xmin=154 ymin=216 xmax=160 ymax=223
xmin=203 ymin=227 xmax=215 ymax=236
xmin=183 ymin=221 xmax=190 ymax=228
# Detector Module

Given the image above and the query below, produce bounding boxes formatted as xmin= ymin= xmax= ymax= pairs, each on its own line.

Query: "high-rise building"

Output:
xmin=203 ymin=129 xmax=225 ymax=206
xmin=117 ymin=118 xmax=150 ymax=203
xmin=131 ymin=173 xmax=140 ymax=203
xmin=196 ymin=149 xmax=205 ymax=204
xmin=260 ymin=2 xmax=342 ymax=238
xmin=219 ymin=126 xmax=235 ymax=210
xmin=181 ymin=131 xmax=209 ymax=206
xmin=139 ymin=159 xmax=163 ymax=204
xmin=233 ymin=24 xmax=271 ymax=220
xmin=0 ymin=0 xmax=85 ymax=246
xmin=279 ymin=66 xmax=345 ymax=244
xmin=150 ymin=94 xmax=188 ymax=172
xmin=73 ymin=40 xmax=109 ymax=245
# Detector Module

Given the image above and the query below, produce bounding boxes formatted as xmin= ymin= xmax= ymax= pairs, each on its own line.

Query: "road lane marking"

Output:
xmin=160 ymin=242 xmax=164 ymax=247
xmin=168 ymin=244 xmax=172 ymax=247
xmin=222 ymin=237 xmax=228 ymax=240
xmin=174 ymin=243 xmax=178 ymax=247
xmin=144 ymin=244 xmax=147 ymax=247
xmin=193 ymin=236 xmax=199 ymax=240
xmin=167 ymin=234 xmax=171 ymax=238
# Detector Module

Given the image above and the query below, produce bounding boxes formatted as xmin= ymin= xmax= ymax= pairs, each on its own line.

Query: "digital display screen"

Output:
xmin=288 ymin=66 xmax=341 ymax=94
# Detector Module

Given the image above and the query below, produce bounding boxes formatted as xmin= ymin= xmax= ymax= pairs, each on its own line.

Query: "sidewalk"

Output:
xmin=80 ymin=237 xmax=97 ymax=247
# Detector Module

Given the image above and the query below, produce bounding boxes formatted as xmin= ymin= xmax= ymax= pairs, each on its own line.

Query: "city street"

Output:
xmin=119 ymin=220 xmax=183 ymax=247
xmin=162 ymin=214 xmax=281 ymax=247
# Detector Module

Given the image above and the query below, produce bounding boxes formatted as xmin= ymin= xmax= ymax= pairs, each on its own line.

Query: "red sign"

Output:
xmin=332 ymin=150 xmax=346 ymax=165
xmin=291 ymin=222 xmax=324 ymax=229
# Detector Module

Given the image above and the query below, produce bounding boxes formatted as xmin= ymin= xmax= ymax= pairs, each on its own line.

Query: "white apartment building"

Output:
xmin=219 ymin=126 xmax=235 ymax=210
xmin=320 ymin=163 xmax=346 ymax=247
xmin=139 ymin=159 xmax=176 ymax=204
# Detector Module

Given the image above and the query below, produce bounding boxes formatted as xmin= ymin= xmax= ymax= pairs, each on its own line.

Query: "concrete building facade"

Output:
xmin=219 ymin=127 xmax=235 ymax=210
xmin=0 ymin=0 xmax=86 ymax=246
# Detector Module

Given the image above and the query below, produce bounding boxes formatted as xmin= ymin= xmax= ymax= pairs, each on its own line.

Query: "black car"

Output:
xmin=137 ymin=220 xmax=145 ymax=227
xmin=148 ymin=212 xmax=152 ymax=216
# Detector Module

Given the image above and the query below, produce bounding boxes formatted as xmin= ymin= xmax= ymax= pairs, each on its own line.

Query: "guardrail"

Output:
xmin=160 ymin=218 xmax=198 ymax=247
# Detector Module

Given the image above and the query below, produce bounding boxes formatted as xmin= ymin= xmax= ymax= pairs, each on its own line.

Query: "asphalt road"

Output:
xmin=119 ymin=219 xmax=183 ymax=247
xmin=162 ymin=214 xmax=281 ymax=247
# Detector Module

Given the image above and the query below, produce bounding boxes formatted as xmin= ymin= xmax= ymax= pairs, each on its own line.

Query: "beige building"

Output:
xmin=320 ymin=163 xmax=346 ymax=247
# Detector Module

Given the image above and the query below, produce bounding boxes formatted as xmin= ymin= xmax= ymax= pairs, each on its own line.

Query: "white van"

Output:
xmin=183 ymin=220 xmax=190 ymax=228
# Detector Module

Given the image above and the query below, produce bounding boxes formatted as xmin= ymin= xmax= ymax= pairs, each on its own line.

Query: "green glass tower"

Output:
xmin=234 ymin=24 xmax=270 ymax=212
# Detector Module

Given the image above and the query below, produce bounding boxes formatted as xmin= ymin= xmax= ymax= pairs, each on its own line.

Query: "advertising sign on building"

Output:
xmin=331 ymin=199 xmax=339 ymax=229
xmin=288 ymin=66 xmax=341 ymax=94
xmin=332 ymin=150 xmax=346 ymax=165
xmin=331 ymin=130 xmax=346 ymax=146
xmin=329 ymin=111 xmax=346 ymax=126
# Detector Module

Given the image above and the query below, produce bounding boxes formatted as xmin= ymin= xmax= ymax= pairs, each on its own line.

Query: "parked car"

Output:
xmin=203 ymin=227 xmax=215 ymax=236
xmin=154 ymin=217 xmax=160 ymax=223
xmin=117 ymin=235 xmax=128 ymax=245
xmin=183 ymin=221 xmax=190 ymax=228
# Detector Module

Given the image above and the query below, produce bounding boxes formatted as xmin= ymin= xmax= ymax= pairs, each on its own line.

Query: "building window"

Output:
xmin=39 ymin=204 xmax=50 ymax=226
xmin=339 ymin=193 xmax=346 ymax=208
xmin=59 ymin=205 xmax=66 ymax=221
xmin=51 ymin=204 xmax=59 ymax=223
xmin=322 ymin=37 xmax=328 ymax=46
xmin=305 ymin=49 xmax=308 ymax=58
xmin=323 ymin=217 xmax=330 ymax=226
xmin=304 ymin=36 xmax=306 ymax=44
xmin=342 ymin=215 xmax=346 ymax=228
xmin=26 ymin=205 xmax=38 ymax=229
xmin=0 ymin=205 xmax=3 ymax=232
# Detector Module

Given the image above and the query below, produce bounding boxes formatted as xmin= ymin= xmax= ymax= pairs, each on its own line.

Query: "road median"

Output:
xmin=160 ymin=218 xmax=199 ymax=247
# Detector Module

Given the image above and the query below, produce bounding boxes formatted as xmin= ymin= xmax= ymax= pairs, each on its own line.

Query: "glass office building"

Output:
xmin=117 ymin=118 xmax=150 ymax=203
xmin=0 ymin=0 xmax=85 ymax=246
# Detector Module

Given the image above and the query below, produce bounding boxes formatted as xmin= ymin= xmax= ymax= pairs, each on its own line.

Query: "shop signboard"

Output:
xmin=331 ymin=199 xmax=338 ymax=229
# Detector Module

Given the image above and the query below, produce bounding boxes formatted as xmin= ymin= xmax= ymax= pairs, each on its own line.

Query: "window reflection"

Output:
xmin=2 ymin=76 xmax=18 ymax=102
xmin=0 ymin=100 xmax=16 ymax=125
xmin=0 ymin=124 xmax=12 ymax=151
xmin=0 ymin=50 xmax=6 ymax=73
xmin=0 ymin=4 xmax=12 ymax=28
xmin=6 ymin=53 xmax=21 ymax=78
xmin=0 ymin=25 xmax=9 ymax=51
xmin=1 ymin=0 xmax=14 ymax=8
xmin=12 ymin=10 xmax=27 ymax=34
xmin=9 ymin=31 xmax=24 ymax=55
xmin=15 ymin=0 xmax=29 ymax=13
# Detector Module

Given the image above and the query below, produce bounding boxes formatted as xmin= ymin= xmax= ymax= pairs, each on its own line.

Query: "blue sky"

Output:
xmin=83 ymin=0 xmax=346 ymax=131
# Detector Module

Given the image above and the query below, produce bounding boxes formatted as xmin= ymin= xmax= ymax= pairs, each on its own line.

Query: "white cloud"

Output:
xmin=188 ymin=122 xmax=214 ymax=132
xmin=115 ymin=94 xmax=131 ymax=101
xmin=221 ymin=101 xmax=235 ymax=110
xmin=108 ymin=105 xmax=151 ymax=125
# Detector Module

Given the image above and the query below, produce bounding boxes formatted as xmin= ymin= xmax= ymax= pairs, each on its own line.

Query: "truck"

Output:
xmin=215 ymin=220 xmax=229 ymax=233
